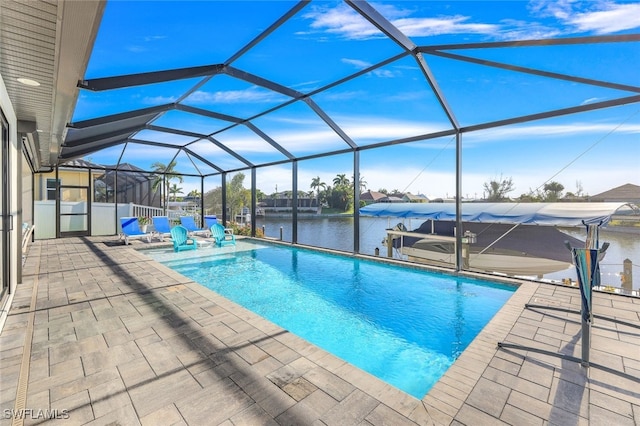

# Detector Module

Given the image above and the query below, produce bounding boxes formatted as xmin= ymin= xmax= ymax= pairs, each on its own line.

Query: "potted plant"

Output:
xmin=138 ymin=216 xmax=151 ymax=232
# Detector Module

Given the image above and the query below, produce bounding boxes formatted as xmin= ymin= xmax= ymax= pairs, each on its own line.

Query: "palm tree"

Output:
xmin=352 ymin=175 xmax=367 ymax=194
xmin=169 ymin=183 xmax=184 ymax=201
xmin=543 ymin=181 xmax=564 ymax=201
xmin=151 ymin=160 xmax=183 ymax=207
xmin=333 ymin=174 xmax=349 ymax=187
xmin=310 ymin=176 xmax=326 ymax=211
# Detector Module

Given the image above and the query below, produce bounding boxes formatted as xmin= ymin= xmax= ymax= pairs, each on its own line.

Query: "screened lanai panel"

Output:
xmin=186 ymin=139 xmax=250 ymax=172
xmin=298 ymin=153 xmax=355 ymax=252
xmin=214 ymin=125 xmax=290 ymax=165
xmin=250 ymin=101 xmax=351 ymax=157
xmin=425 ymin=54 xmax=636 ymax=127
xmin=81 ymin=145 xmax=126 ymax=167
xmin=460 ymin=104 xmax=640 ymax=200
xmin=360 ymin=135 xmax=457 ymax=199
xmin=118 ymin=144 xmax=180 ymax=172
xmin=447 ymin=43 xmax=640 ymax=90
xmin=170 ymin=150 xmax=211 ymax=177
xmin=181 ymin=75 xmax=290 ymax=121
xmin=132 ymin=129 xmax=196 ymax=146
xmin=181 ymin=152 xmax=219 ymax=177
xmin=232 ymin=2 xmax=405 ymax=89
xmin=311 ymin=55 xmax=454 ymax=147
xmin=85 ymin=1 xmax=293 ymax=77
xmin=150 ymin=110 xmax=232 ymax=136
xmin=72 ymin=80 xmax=201 ymax=121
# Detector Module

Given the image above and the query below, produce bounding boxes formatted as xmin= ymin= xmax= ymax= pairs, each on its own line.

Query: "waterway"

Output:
xmin=256 ymin=215 xmax=640 ymax=293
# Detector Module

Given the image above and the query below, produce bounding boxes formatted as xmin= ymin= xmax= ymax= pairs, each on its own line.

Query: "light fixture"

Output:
xmin=17 ymin=77 xmax=40 ymax=87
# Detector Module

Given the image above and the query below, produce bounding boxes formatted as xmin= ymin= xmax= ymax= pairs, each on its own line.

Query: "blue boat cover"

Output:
xmin=359 ymin=202 xmax=634 ymax=227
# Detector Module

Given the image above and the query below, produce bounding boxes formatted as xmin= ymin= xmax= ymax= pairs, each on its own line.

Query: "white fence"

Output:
xmin=33 ymin=202 xmax=169 ymax=239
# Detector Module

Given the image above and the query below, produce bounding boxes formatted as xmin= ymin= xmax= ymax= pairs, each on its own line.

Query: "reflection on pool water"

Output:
xmin=144 ymin=240 xmax=517 ymax=398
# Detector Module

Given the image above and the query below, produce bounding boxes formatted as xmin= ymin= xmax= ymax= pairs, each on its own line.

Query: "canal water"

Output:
xmin=256 ymin=215 xmax=640 ymax=292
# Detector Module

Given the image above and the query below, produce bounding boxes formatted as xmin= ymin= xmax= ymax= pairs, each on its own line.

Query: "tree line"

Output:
xmin=483 ymin=176 xmax=585 ymax=202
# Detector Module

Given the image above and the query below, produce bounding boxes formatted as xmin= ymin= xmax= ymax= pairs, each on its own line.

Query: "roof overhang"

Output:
xmin=0 ymin=0 xmax=105 ymax=171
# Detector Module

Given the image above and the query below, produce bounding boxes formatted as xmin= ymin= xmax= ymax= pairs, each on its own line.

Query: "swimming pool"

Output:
xmin=145 ymin=240 xmax=516 ymax=398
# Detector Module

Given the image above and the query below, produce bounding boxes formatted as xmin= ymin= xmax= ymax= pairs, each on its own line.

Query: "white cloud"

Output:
xmin=464 ymin=121 xmax=640 ymax=145
xmin=143 ymin=95 xmax=178 ymax=104
xmin=187 ymin=86 xmax=287 ymax=104
xmin=303 ymin=1 xmax=640 ymax=44
xmin=341 ymin=58 xmax=400 ymax=78
xmin=342 ymin=58 xmax=371 ymax=68
xmin=304 ymin=4 xmax=382 ymax=39
xmin=304 ymin=3 xmax=499 ymax=40
xmin=568 ymin=2 xmax=640 ymax=34
xmin=580 ymin=97 xmax=601 ymax=106
xmin=393 ymin=16 xmax=498 ymax=37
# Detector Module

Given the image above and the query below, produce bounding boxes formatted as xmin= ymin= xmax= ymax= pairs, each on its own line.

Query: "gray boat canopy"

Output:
xmin=359 ymin=202 xmax=637 ymax=227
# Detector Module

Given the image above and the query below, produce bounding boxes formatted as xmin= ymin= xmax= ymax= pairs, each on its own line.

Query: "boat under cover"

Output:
xmin=360 ymin=202 xmax=637 ymax=276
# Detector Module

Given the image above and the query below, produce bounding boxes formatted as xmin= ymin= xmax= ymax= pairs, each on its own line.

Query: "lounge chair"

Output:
xmin=120 ymin=217 xmax=151 ymax=245
xmin=180 ymin=216 xmax=210 ymax=237
xmin=210 ymin=223 xmax=236 ymax=247
xmin=22 ymin=222 xmax=35 ymax=265
xmin=152 ymin=216 xmax=173 ymax=241
xmin=204 ymin=215 xmax=218 ymax=229
xmin=170 ymin=225 xmax=197 ymax=252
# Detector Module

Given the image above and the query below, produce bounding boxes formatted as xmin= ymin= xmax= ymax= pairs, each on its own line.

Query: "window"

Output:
xmin=46 ymin=179 xmax=60 ymax=201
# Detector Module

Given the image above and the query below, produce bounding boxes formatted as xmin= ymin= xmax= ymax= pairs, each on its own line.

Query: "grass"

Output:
xmin=320 ymin=207 xmax=354 ymax=215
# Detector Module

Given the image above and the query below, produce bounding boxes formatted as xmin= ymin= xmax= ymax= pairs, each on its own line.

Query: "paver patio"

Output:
xmin=1 ymin=236 xmax=638 ymax=425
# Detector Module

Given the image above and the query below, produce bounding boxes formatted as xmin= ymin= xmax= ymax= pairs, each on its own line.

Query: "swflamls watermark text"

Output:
xmin=3 ymin=408 xmax=70 ymax=420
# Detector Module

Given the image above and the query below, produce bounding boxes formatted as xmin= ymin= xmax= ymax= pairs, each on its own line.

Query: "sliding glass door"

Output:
xmin=0 ymin=110 xmax=10 ymax=301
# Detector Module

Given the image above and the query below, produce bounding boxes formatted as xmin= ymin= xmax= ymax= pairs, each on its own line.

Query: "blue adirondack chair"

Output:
xmin=210 ymin=223 xmax=236 ymax=247
xmin=120 ymin=217 xmax=151 ymax=245
xmin=170 ymin=225 xmax=197 ymax=252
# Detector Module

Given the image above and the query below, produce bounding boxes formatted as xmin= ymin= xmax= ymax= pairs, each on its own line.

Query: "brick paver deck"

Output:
xmin=1 ymin=236 xmax=638 ymax=425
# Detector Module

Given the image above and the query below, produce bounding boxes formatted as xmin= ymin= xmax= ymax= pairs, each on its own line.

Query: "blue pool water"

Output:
xmin=145 ymin=241 xmax=516 ymax=398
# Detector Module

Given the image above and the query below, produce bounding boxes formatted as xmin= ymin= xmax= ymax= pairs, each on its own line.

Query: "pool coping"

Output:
xmin=3 ymin=236 xmax=638 ymax=425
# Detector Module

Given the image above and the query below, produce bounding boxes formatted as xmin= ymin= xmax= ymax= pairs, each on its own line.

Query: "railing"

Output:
xmin=130 ymin=203 xmax=164 ymax=219
xmin=129 ymin=203 xmax=212 ymax=227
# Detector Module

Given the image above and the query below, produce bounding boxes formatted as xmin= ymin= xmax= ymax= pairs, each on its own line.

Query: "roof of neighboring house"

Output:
xmin=59 ymin=159 xmax=105 ymax=169
xmin=360 ymin=190 xmax=386 ymax=201
xmin=590 ymin=183 xmax=640 ymax=202
xmin=403 ymin=192 xmax=429 ymax=202
xmin=100 ymin=163 xmax=153 ymax=185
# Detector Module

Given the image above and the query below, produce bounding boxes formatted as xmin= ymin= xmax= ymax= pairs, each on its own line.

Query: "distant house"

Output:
xmin=590 ymin=183 xmax=640 ymax=204
xmin=262 ymin=192 xmax=318 ymax=212
xmin=35 ymin=159 xmax=105 ymax=202
xmin=379 ymin=196 xmax=404 ymax=203
xmin=402 ymin=192 xmax=429 ymax=203
xmin=360 ymin=190 xmax=386 ymax=205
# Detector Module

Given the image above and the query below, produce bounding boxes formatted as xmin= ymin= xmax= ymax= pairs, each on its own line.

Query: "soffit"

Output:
xmin=0 ymin=0 xmax=104 ymax=170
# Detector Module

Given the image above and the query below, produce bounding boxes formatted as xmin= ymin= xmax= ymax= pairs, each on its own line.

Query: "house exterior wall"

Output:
xmin=0 ymin=72 xmax=21 ymax=328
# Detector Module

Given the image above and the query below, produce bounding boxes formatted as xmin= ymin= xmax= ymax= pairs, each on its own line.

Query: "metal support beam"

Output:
xmin=200 ymin=176 xmax=205 ymax=230
xmin=251 ymin=168 xmax=257 ymax=237
xmin=292 ymin=161 xmax=298 ymax=244
xmin=221 ymin=173 xmax=227 ymax=226
xmin=455 ymin=132 xmax=463 ymax=271
xmin=353 ymin=150 xmax=360 ymax=254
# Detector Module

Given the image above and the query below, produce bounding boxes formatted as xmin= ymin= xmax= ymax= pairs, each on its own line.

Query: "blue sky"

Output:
xmin=75 ymin=0 xmax=640 ymax=199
